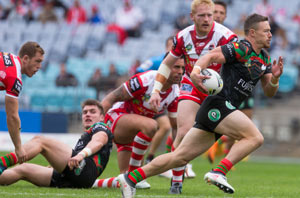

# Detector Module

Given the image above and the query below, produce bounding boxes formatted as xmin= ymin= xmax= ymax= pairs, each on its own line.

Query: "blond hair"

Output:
xmin=191 ymin=0 xmax=214 ymax=14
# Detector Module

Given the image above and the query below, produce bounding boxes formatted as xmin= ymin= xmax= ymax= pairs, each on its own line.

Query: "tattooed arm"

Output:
xmin=101 ymin=84 xmax=132 ymax=114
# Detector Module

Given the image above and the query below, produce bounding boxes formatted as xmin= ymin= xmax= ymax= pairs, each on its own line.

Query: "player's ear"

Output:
xmin=22 ymin=55 xmax=30 ymax=65
xmin=249 ymin=28 xmax=256 ymax=37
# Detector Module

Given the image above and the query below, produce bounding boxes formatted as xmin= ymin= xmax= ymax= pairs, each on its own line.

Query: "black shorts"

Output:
xmin=193 ymin=95 xmax=237 ymax=139
xmin=50 ymin=150 xmax=98 ymax=188
xmin=239 ymin=96 xmax=254 ymax=110
xmin=153 ymin=110 xmax=167 ymax=120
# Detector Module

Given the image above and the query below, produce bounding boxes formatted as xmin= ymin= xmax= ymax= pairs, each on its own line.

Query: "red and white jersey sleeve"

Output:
xmin=0 ymin=52 xmax=23 ymax=98
xmin=170 ymin=22 xmax=237 ymax=77
xmin=111 ymin=71 xmax=179 ymax=118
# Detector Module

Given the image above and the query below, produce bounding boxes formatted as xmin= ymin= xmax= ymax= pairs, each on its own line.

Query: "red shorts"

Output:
xmin=105 ymin=109 xmax=133 ymax=152
xmin=179 ymin=76 xmax=208 ymax=105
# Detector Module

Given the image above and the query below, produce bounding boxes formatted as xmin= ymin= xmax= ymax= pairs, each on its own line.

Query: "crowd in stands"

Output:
xmin=0 ymin=0 xmax=300 ymax=113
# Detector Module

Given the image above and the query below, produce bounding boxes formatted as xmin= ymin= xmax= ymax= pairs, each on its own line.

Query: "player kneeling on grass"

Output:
xmin=0 ymin=99 xmax=113 ymax=188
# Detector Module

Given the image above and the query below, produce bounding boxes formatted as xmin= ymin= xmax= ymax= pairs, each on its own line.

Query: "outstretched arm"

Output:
xmin=5 ymin=96 xmax=26 ymax=163
xmin=190 ymin=47 xmax=226 ymax=93
xmin=149 ymin=54 xmax=178 ymax=112
xmin=68 ymin=132 xmax=108 ymax=170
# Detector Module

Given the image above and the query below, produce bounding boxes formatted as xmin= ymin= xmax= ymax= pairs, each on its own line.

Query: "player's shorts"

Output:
xmin=105 ymin=108 xmax=162 ymax=152
xmin=179 ymin=76 xmax=208 ymax=104
xmin=193 ymin=95 xmax=237 ymax=139
xmin=50 ymin=150 xmax=98 ymax=188
xmin=239 ymin=96 xmax=254 ymax=110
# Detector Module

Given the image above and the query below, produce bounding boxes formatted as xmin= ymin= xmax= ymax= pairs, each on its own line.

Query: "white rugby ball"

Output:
xmin=201 ymin=68 xmax=223 ymax=95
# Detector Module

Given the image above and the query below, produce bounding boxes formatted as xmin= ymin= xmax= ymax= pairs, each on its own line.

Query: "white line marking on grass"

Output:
xmin=0 ymin=192 xmax=275 ymax=198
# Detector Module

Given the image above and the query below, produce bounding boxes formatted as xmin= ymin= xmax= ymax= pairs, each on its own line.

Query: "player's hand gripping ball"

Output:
xmin=201 ymin=69 xmax=223 ymax=95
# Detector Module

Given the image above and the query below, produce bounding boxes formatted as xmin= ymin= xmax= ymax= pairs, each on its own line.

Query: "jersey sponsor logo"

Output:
xmin=185 ymin=43 xmax=192 ymax=52
xmin=208 ymin=44 xmax=215 ymax=50
xmin=261 ymin=64 xmax=266 ymax=71
xmin=180 ymin=83 xmax=193 ymax=93
xmin=142 ymin=94 xmax=151 ymax=102
xmin=2 ymin=53 xmax=13 ymax=66
xmin=208 ymin=109 xmax=221 ymax=122
xmin=197 ymin=42 xmax=205 ymax=47
xmin=237 ymin=78 xmax=254 ymax=92
xmin=226 ymin=43 xmax=235 ymax=58
xmin=129 ymin=77 xmax=141 ymax=92
xmin=225 ymin=101 xmax=236 ymax=110
xmin=0 ymin=71 xmax=6 ymax=79
xmin=11 ymin=79 xmax=22 ymax=95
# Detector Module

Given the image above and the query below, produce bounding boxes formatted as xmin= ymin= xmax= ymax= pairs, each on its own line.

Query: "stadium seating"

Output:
xmin=0 ymin=0 xmax=299 ymax=113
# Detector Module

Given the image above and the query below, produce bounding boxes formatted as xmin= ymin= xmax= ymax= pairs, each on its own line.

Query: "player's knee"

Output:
xmin=142 ymin=119 xmax=158 ymax=137
xmin=32 ymin=135 xmax=44 ymax=144
xmin=254 ymin=132 xmax=264 ymax=147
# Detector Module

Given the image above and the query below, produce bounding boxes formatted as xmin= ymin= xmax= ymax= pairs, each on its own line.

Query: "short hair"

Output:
xmin=191 ymin=0 xmax=214 ymax=14
xmin=18 ymin=41 xmax=45 ymax=58
xmin=81 ymin=99 xmax=104 ymax=115
xmin=214 ymin=0 xmax=227 ymax=12
xmin=244 ymin=13 xmax=269 ymax=35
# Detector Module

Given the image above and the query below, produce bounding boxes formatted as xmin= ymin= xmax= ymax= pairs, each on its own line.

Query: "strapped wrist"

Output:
xmin=152 ymin=81 xmax=163 ymax=94
xmin=78 ymin=147 xmax=92 ymax=158
xmin=269 ymin=80 xmax=279 ymax=87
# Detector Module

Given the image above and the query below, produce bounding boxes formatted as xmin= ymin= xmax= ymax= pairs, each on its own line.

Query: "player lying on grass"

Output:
xmin=0 ymin=99 xmax=113 ymax=188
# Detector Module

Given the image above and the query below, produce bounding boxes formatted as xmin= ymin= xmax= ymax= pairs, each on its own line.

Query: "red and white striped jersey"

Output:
xmin=108 ymin=70 xmax=179 ymax=118
xmin=170 ymin=22 xmax=237 ymax=77
xmin=0 ymin=52 xmax=23 ymax=98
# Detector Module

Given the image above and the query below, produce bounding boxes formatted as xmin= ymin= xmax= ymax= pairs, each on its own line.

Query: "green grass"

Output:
xmin=0 ymin=150 xmax=299 ymax=198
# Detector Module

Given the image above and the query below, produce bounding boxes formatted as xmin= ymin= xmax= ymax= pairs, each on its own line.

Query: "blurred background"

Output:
xmin=0 ymin=0 xmax=300 ymax=158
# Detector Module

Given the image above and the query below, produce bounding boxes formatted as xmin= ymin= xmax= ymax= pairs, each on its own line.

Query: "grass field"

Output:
xmin=0 ymin=150 xmax=299 ymax=198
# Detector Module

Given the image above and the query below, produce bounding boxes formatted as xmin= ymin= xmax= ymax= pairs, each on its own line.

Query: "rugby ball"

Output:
xmin=201 ymin=69 xmax=223 ymax=95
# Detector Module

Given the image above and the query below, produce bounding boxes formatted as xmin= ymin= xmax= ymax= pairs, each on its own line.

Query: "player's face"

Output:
xmin=168 ymin=59 xmax=184 ymax=84
xmin=82 ymin=105 xmax=104 ymax=129
xmin=213 ymin=4 xmax=226 ymax=24
xmin=191 ymin=3 xmax=214 ymax=36
xmin=254 ymin=21 xmax=272 ymax=48
xmin=23 ymin=52 xmax=44 ymax=77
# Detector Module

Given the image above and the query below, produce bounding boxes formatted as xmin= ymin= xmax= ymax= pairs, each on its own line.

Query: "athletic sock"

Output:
xmin=171 ymin=146 xmax=184 ymax=184
xmin=127 ymin=168 xmax=146 ymax=185
xmin=0 ymin=152 xmax=18 ymax=168
xmin=217 ymin=135 xmax=228 ymax=145
xmin=128 ymin=132 xmax=152 ymax=172
xmin=172 ymin=166 xmax=185 ymax=184
xmin=213 ymin=158 xmax=233 ymax=176
xmin=93 ymin=177 xmax=119 ymax=188
xmin=165 ymin=135 xmax=173 ymax=153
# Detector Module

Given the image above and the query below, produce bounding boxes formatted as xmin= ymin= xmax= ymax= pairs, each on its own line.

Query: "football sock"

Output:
xmin=217 ymin=135 xmax=228 ymax=145
xmin=165 ymin=135 xmax=173 ymax=153
xmin=213 ymin=158 xmax=233 ymax=176
xmin=127 ymin=168 xmax=146 ymax=185
xmin=172 ymin=166 xmax=185 ymax=184
xmin=0 ymin=152 xmax=18 ymax=168
xmin=92 ymin=177 xmax=119 ymax=188
xmin=171 ymin=146 xmax=184 ymax=184
xmin=128 ymin=132 xmax=152 ymax=172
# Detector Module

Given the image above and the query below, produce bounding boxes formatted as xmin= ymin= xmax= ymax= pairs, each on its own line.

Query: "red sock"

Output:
xmin=213 ymin=158 xmax=233 ymax=175
xmin=165 ymin=135 xmax=173 ymax=153
xmin=128 ymin=132 xmax=152 ymax=172
xmin=94 ymin=177 xmax=119 ymax=188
